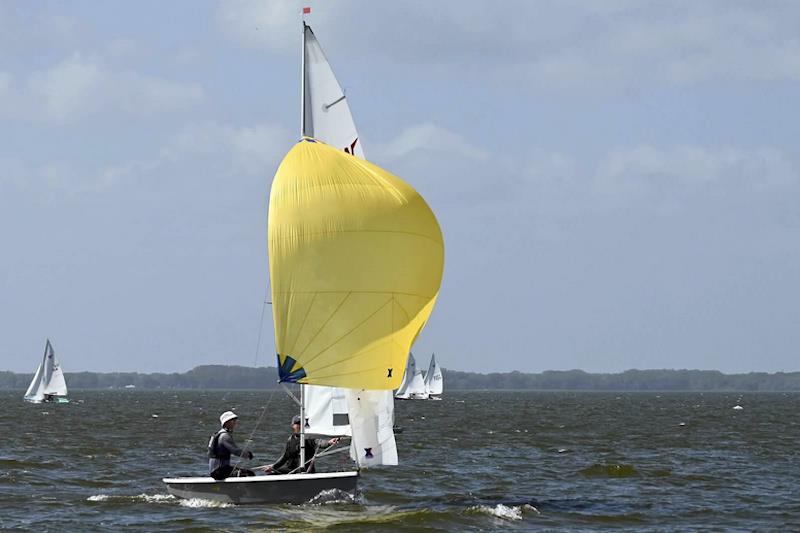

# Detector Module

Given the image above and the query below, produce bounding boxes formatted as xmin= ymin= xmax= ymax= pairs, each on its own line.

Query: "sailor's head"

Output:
xmin=291 ymin=415 xmax=301 ymax=433
xmin=220 ymin=411 xmax=238 ymax=430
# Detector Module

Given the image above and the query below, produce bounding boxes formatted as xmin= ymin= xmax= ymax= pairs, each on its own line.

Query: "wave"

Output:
xmin=467 ymin=503 xmax=539 ymax=521
xmin=86 ymin=493 xmax=177 ymax=504
xmin=307 ymin=488 xmax=362 ymax=505
xmin=178 ymin=498 xmax=233 ymax=508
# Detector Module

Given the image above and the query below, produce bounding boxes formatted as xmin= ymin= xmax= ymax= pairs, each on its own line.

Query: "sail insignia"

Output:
xmin=277 ymin=354 xmax=307 ymax=383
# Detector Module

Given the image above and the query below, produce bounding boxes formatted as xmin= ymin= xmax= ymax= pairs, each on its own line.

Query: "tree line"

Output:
xmin=2 ymin=365 xmax=800 ymax=391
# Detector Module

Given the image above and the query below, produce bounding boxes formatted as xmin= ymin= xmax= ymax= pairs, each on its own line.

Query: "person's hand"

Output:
xmin=244 ymin=450 xmax=254 ymax=460
xmin=257 ymin=464 xmax=274 ymax=473
xmin=328 ymin=437 xmax=339 ymax=445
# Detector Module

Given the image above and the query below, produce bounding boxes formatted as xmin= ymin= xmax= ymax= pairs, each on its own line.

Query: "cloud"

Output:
xmin=0 ymin=4 xmax=83 ymax=58
xmin=167 ymin=121 xmax=292 ymax=175
xmin=0 ymin=55 xmax=204 ymax=123
xmin=597 ymin=145 xmax=798 ymax=193
xmin=216 ymin=0 xmax=327 ymax=53
xmin=373 ymin=123 xmax=489 ymax=161
xmin=216 ymin=1 xmax=800 ymax=89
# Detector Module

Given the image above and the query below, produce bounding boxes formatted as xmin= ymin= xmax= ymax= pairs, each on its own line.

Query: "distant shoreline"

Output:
xmin=2 ymin=365 xmax=800 ymax=391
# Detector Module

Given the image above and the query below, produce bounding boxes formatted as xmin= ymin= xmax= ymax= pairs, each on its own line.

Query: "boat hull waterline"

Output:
xmin=162 ymin=471 xmax=359 ymax=504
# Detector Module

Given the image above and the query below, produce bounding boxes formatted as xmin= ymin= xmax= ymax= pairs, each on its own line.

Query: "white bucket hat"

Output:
xmin=219 ymin=411 xmax=238 ymax=426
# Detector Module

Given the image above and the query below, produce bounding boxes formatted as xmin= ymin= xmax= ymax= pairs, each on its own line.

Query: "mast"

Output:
xmin=299 ymin=18 xmax=307 ymax=472
xmin=300 ymin=21 xmax=308 ymax=138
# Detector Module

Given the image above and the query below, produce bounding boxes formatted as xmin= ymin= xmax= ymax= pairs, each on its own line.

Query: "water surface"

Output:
xmin=2 ymin=390 xmax=799 ymax=531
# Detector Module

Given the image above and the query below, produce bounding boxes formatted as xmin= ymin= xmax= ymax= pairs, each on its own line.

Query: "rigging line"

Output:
xmin=252 ymin=286 xmax=271 ymax=368
xmin=286 ymin=438 xmax=349 ymax=475
xmin=233 ymin=386 xmax=279 ymax=471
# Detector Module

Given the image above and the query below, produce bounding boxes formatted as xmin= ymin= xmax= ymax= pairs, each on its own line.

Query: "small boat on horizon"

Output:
xmin=396 ymin=353 xmax=444 ymax=400
xmin=24 ymin=339 xmax=69 ymax=404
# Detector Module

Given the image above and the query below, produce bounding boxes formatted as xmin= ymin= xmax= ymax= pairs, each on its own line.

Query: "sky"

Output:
xmin=1 ymin=0 xmax=799 ymax=374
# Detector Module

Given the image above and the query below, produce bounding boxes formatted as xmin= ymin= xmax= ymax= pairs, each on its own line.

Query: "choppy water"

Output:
xmin=2 ymin=390 xmax=800 ymax=531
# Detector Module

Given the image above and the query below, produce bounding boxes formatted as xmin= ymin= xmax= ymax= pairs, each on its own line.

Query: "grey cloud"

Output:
xmin=218 ymin=1 xmax=800 ymax=89
xmin=0 ymin=55 xmax=205 ymax=123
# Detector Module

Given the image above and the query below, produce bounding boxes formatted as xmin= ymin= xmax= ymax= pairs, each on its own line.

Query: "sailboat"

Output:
xmin=164 ymin=19 xmax=444 ymax=505
xmin=24 ymin=339 xmax=69 ymax=404
xmin=395 ymin=353 xmax=429 ymax=400
xmin=423 ymin=353 xmax=443 ymax=399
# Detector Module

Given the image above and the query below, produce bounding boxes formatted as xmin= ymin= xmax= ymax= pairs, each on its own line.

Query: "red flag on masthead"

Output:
xmin=302 ymin=7 xmax=311 ymax=14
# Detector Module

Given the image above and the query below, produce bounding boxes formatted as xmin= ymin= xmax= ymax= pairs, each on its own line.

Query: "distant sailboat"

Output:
xmin=24 ymin=339 xmax=69 ymax=404
xmin=424 ymin=353 xmax=443 ymax=399
xmin=396 ymin=353 xmax=430 ymax=400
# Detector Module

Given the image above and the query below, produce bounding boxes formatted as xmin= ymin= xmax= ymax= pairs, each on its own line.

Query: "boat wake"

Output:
xmin=87 ymin=493 xmax=178 ymax=504
xmin=467 ymin=503 xmax=538 ymax=521
xmin=87 ymin=492 xmax=236 ymax=508
xmin=178 ymin=498 xmax=233 ymax=508
xmin=307 ymin=488 xmax=362 ymax=505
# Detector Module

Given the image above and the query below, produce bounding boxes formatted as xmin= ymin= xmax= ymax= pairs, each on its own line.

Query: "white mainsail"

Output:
xmin=424 ymin=353 xmax=443 ymax=396
xmin=396 ymin=353 xmax=429 ymax=399
xmin=300 ymin=21 xmax=397 ymax=467
xmin=394 ymin=352 xmax=417 ymax=398
xmin=301 ymin=23 xmax=364 ymax=158
xmin=24 ymin=340 xmax=68 ymax=403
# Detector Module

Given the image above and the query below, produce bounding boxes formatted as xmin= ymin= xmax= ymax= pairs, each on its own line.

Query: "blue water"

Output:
xmin=2 ymin=390 xmax=799 ymax=531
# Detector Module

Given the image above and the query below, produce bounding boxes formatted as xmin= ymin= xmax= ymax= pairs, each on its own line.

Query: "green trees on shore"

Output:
xmin=2 ymin=365 xmax=800 ymax=391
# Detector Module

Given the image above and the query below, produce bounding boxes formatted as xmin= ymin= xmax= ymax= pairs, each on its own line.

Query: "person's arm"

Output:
xmin=315 ymin=437 xmax=340 ymax=451
xmin=313 ymin=438 xmax=330 ymax=451
xmin=219 ymin=433 xmax=252 ymax=459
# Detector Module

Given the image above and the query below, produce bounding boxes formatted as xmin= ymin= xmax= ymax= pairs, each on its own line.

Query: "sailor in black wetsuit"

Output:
xmin=259 ymin=415 xmax=338 ymax=474
xmin=208 ymin=411 xmax=254 ymax=480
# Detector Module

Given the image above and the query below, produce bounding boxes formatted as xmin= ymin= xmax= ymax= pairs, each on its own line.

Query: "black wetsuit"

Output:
xmin=271 ymin=434 xmax=329 ymax=474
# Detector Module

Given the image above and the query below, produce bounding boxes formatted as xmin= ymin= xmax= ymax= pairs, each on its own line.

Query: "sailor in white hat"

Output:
xmin=207 ymin=410 xmax=254 ymax=479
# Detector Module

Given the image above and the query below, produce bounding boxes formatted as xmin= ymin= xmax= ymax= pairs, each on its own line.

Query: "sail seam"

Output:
xmin=288 ymin=291 xmax=318 ymax=357
xmin=293 ymin=291 xmax=352 ymax=360
xmin=302 ymin=296 xmax=394 ymax=368
xmin=272 ymin=290 xmax=434 ymax=299
xmin=272 ymin=229 xmax=444 ymax=247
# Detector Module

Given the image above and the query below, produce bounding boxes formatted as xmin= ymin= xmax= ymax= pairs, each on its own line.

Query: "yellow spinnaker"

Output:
xmin=269 ymin=139 xmax=444 ymax=389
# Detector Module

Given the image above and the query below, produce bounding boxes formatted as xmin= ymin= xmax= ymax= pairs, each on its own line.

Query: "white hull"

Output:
xmin=163 ymin=471 xmax=359 ymax=505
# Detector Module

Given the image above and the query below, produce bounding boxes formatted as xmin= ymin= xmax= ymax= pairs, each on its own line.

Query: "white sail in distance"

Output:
xmin=424 ymin=353 xmax=443 ymax=395
xmin=24 ymin=340 xmax=68 ymax=402
xmin=300 ymin=21 xmax=397 ymax=467
xmin=395 ymin=352 xmax=417 ymax=399
xmin=396 ymin=353 xmax=429 ymax=399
